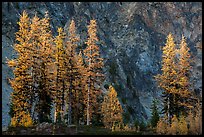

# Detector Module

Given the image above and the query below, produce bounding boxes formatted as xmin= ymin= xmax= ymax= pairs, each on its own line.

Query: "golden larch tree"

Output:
xmin=83 ymin=19 xmax=104 ymax=125
xmin=156 ymin=115 xmax=169 ymax=134
xmin=64 ymin=19 xmax=80 ymax=125
xmin=155 ymin=33 xmax=178 ymax=93
xmin=28 ymin=11 xmax=54 ymax=123
xmin=37 ymin=12 xmax=54 ymax=123
xmin=188 ymin=102 xmax=202 ymax=135
xmin=29 ymin=13 xmax=42 ymax=121
xmin=155 ymin=33 xmax=182 ymax=120
xmin=186 ymin=111 xmax=196 ymax=134
xmin=8 ymin=10 xmax=33 ymax=127
xmin=101 ymin=85 xmax=123 ymax=130
xmin=178 ymin=115 xmax=188 ymax=135
xmin=176 ymin=35 xmax=193 ymax=113
xmin=53 ymin=27 xmax=66 ymax=123
xmin=72 ymin=51 xmax=87 ymax=125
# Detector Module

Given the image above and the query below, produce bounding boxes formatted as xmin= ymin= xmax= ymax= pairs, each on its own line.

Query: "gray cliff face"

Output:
xmin=2 ymin=2 xmax=202 ymax=128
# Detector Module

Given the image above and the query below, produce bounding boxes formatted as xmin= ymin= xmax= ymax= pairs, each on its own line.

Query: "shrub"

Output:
xmin=109 ymin=62 xmax=117 ymax=76
xmin=10 ymin=111 xmax=33 ymax=127
xmin=156 ymin=117 xmax=168 ymax=134
xmin=121 ymin=98 xmax=127 ymax=104
xmin=10 ymin=116 xmax=18 ymax=127
xmin=167 ymin=115 xmax=178 ymax=135
xmin=134 ymin=119 xmax=140 ymax=129
xmin=126 ymin=75 xmax=132 ymax=89
xmin=150 ymin=99 xmax=160 ymax=128
xmin=122 ymin=111 xmax=130 ymax=124
xmin=178 ymin=115 xmax=188 ymax=135
xmin=104 ymin=84 xmax=109 ymax=89
xmin=112 ymin=123 xmax=136 ymax=132
xmin=139 ymin=120 xmax=146 ymax=131
xmin=56 ymin=112 xmax=62 ymax=124
xmin=127 ymin=105 xmax=134 ymax=115
xmin=19 ymin=111 xmax=33 ymax=127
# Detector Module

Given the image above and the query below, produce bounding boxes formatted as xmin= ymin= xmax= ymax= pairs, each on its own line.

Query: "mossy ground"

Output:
xmin=2 ymin=124 xmax=155 ymax=135
xmin=77 ymin=125 xmax=143 ymax=135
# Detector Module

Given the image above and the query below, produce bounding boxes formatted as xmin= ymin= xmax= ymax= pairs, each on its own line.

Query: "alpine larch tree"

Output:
xmin=8 ymin=11 xmax=33 ymax=127
xmin=155 ymin=33 xmax=181 ymax=120
xmin=150 ymin=99 xmax=160 ymax=128
xmin=83 ymin=19 xmax=104 ymax=125
xmin=34 ymin=12 xmax=54 ymax=123
xmin=176 ymin=35 xmax=194 ymax=114
xmin=29 ymin=13 xmax=47 ymax=122
xmin=155 ymin=33 xmax=201 ymax=135
xmin=64 ymin=20 xmax=80 ymax=125
xmin=53 ymin=27 xmax=66 ymax=123
xmin=72 ymin=51 xmax=87 ymax=125
xmin=101 ymin=85 xmax=123 ymax=130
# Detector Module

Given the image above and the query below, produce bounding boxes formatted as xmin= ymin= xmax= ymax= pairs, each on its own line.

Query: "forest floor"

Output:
xmin=2 ymin=123 xmax=155 ymax=135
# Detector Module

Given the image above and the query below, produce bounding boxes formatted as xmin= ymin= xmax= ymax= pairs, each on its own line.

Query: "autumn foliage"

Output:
xmin=83 ymin=20 xmax=104 ymax=125
xmin=155 ymin=33 xmax=202 ymax=135
xmin=7 ymin=10 xmax=201 ymax=135
xmin=53 ymin=27 xmax=66 ymax=123
xmin=101 ymin=85 xmax=123 ymax=130
xmin=155 ymin=33 xmax=195 ymax=119
xmin=8 ymin=11 xmax=105 ymax=127
xmin=8 ymin=11 xmax=33 ymax=127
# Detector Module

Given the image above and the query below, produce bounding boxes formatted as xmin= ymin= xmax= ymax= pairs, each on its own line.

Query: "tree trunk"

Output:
xmin=168 ymin=94 xmax=170 ymax=123
xmin=68 ymin=81 xmax=72 ymax=125
xmin=87 ymin=80 xmax=90 ymax=125
xmin=54 ymin=107 xmax=57 ymax=123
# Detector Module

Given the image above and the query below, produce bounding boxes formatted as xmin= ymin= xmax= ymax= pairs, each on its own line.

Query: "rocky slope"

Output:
xmin=2 ymin=2 xmax=202 ymax=129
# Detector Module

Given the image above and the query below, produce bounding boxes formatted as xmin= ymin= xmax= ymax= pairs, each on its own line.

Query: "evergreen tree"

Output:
xmin=64 ymin=19 xmax=80 ymax=125
xmin=150 ymin=99 xmax=160 ymax=128
xmin=187 ymin=101 xmax=202 ymax=135
xmin=83 ymin=19 xmax=104 ymax=125
xmin=155 ymin=33 xmax=178 ymax=121
xmin=72 ymin=51 xmax=86 ymax=125
xmin=29 ymin=13 xmax=42 ymax=121
xmin=155 ymin=33 xmax=194 ymax=121
xmin=101 ymin=85 xmax=123 ymax=130
xmin=35 ymin=11 xmax=54 ymax=123
xmin=53 ymin=27 xmax=66 ymax=123
xmin=8 ymin=10 xmax=33 ymax=127
xmin=176 ymin=35 xmax=193 ymax=115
